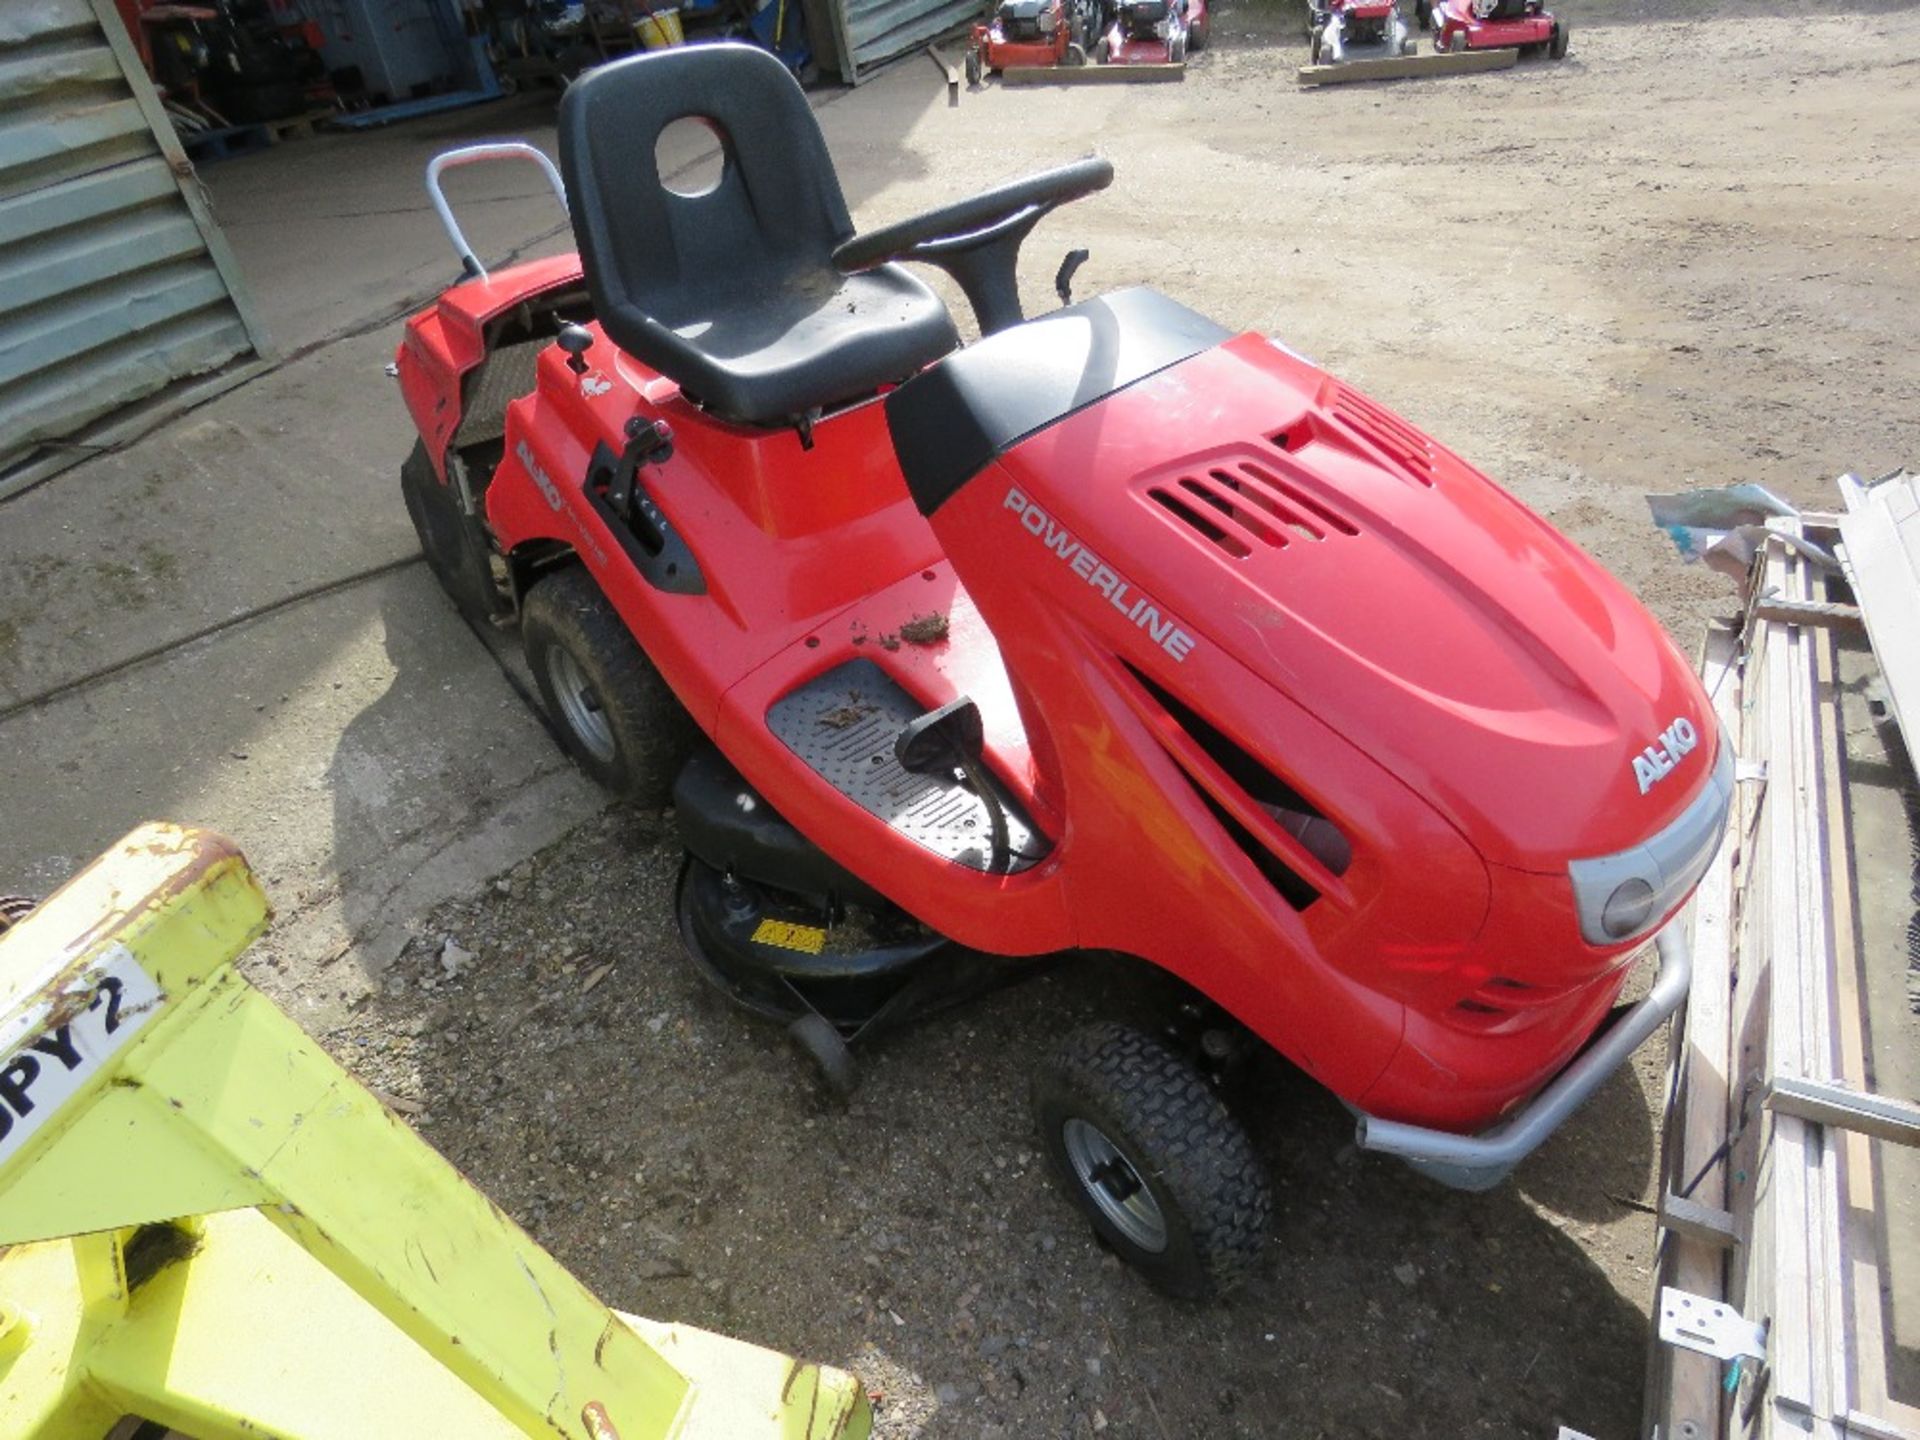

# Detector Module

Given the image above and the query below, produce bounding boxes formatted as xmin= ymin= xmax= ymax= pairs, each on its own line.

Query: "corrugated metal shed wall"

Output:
xmin=0 ymin=0 xmax=267 ymax=496
xmin=833 ymin=0 xmax=977 ymax=82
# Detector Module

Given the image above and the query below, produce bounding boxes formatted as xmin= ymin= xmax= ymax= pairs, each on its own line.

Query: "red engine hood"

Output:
xmin=995 ymin=333 xmax=1716 ymax=872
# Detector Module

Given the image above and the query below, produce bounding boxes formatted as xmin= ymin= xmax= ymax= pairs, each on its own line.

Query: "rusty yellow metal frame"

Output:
xmin=0 ymin=824 xmax=869 ymax=1440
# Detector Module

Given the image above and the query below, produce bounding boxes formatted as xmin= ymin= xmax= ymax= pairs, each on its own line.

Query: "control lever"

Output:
xmin=895 ymin=696 xmax=1012 ymax=873
xmin=607 ymin=415 xmax=674 ymax=519
xmin=1054 ymin=248 xmax=1090 ymax=307
xmin=556 ymin=323 xmax=594 ymax=374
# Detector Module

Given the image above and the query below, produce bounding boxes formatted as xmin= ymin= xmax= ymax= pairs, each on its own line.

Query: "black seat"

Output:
xmin=556 ymin=45 xmax=958 ymax=426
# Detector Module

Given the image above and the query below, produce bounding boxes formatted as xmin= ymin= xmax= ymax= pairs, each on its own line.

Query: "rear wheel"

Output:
xmin=1548 ymin=18 xmax=1567 ymax=56
xmin=1448 ymin=27 xmax=1469 ymax=50
xmin=401 ymin=441 xmax=498 ymax=622
xmin=521 ymin=567 xmax=697 ymax=803
xmin=1188 ymin=13 xmax=1209 ymax=49
xmin=965 ymin=45 xmax=984 ymax=83
xmin=1033 ymin=1022 xmax=1271 ymax=1299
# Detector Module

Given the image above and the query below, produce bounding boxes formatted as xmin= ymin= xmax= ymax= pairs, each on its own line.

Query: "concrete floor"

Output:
xmin=0 ymin=65 xmax=954 ymax=1018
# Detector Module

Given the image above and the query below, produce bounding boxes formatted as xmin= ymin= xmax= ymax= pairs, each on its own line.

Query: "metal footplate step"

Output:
xmin=767 ymin=659 xmax=1045 ymax=873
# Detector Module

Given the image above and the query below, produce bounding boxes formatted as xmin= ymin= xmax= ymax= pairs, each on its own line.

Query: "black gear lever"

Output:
xmin=895 ymin=696 xmax=1012 ymax=873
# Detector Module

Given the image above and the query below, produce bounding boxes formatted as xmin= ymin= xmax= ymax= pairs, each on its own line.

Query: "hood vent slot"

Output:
xmin=1186 ymin=777 xmax=1321 ymax=911
xmin=1122 ymin=663 xmax=1353 ymax=912
xmin=1146 ymin=458 xmax=1359 ymax=558
xmin=1325 ymin=384 xmax=1435 ymax=487
xmin=1147 ymin=486 xmax=1251 ymax=558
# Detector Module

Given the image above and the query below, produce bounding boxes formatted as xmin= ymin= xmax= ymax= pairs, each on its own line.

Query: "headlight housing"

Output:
xmin=1568 ymin=734 xmax=1734 ymax=947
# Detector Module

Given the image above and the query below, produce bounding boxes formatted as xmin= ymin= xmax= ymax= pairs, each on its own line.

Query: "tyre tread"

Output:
xmin=522 ymin=567 xmax=696 ymax=803
xmin=1037 ymin=1022 xmax=1271 ymax=1297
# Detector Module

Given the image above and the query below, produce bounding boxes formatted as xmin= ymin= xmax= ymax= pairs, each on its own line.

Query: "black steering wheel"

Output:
xmin=833 ymin=157 xmax=1114 ymax=335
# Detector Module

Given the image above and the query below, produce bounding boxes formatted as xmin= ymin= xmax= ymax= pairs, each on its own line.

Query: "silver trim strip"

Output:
xmin=1352 ymin=927 xmax=1691 ymax=1191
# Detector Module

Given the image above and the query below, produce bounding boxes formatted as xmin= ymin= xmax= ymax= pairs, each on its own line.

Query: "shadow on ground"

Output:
xmin=340 ymin=806 xmax=1655 ymax=1439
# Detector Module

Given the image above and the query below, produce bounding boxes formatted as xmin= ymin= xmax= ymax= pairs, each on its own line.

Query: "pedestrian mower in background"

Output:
xmin=394 ymin=45 xmax=1727 ymax=1299
xmin=1094 ymin=0 xmax=1208 ymax=65
xmin=1422 ymin=0 xmax=1567 ymax=56
xmin=965 ymin=0 xmax=1098 ymax=82
xmin=1306 ymin=0 xmax=1416 ymax=65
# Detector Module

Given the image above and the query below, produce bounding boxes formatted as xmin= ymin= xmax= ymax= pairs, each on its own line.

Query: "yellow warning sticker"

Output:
xmin=751 ymin=918 xmax=828 ymax=955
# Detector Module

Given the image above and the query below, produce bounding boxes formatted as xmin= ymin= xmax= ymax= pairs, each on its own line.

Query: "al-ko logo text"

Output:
xmin=1004 ymin=488 xmax=1196 ymax=662
xmin=1632 ymin=716 xmax=1698 ymax=795
xmin=517 ymin=438 xmax=563 ymax=511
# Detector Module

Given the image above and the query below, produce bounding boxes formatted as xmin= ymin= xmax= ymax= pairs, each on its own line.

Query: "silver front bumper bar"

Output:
xmin=1353 ymin=927 xmax=1691 ymax=1191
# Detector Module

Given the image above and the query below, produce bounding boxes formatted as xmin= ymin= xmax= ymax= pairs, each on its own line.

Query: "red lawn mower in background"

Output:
xmin=396 ymin=45 xmax=1725 ymax=1298
xmin=965 ymin=0 xmax=1097 ymax=82
xmin=1420 ymin=0 xmax=1567 ymax=56
xmin=1305 ymin=0 xmax=1416 ymax=64
xmin=1095 ymin=0 xmax=1208 ymax=65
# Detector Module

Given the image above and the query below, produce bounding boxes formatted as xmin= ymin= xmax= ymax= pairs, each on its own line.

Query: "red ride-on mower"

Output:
xmin=965 ymin=0 xmax=1097 ymax=82
xmin=1422 ymin=0 xmax=1567 ymax=56
xmin=1306 ymin=0 xmax=1416 ymax=64
xmin=396 ymin=45 xmax=1728 ymax=1298
xmin=1095 ymin=0 xmax=1208 ymax=65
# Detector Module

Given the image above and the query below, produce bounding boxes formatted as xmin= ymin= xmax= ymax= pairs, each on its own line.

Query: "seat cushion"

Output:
xmin=625 ymin=262 xmax=957 ymax=423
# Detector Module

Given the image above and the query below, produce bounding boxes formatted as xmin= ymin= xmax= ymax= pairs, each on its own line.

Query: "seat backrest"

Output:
xmin=556 ymin=45 xmax=855 ymax=376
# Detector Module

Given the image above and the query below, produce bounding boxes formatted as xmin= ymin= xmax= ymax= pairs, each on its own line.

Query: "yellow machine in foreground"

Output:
xmin=0 ymin=824 xmax=869 ymax=1440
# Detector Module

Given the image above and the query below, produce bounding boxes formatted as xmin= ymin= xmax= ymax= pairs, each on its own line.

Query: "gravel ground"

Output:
xmin=279 ymin=805 xmax=1655 ymax=1439
xmin=235 ymin=3 xmax=1920 ymax=1436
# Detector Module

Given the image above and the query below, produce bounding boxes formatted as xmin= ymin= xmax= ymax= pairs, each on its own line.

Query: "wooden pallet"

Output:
xmin=181 ymin=122 xmax=272 ymax=163
xmin=261 ymin=108 xmax=335 ymax=143
xmin=180 ymin=108 xmax=332 ymax=164
xmin=999 ymin=61 xmax=1185 ymax=83
xmin=1296 ymin=47 xmax=1516 ymax=84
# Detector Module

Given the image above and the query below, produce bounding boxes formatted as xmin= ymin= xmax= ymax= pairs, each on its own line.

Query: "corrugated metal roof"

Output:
xmin=0 ymin=0 xmax=266 ymax=495
xmin=843 ymin=0 xmax=977 ymax=70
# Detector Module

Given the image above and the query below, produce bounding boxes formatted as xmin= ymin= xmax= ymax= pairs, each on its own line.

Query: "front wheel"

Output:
xmin=521 ymin=567 xmax=697 ymax=804
xmin=1187 ymin=14 xmax=1209 ymax=49
xmin=965 ymin=46 xmax=984 ymax=84
xmin=1548 ymin=18 xmax=1567 ymax=57
xmin=1033 ymin=1023 xmax=1272 ymax=1299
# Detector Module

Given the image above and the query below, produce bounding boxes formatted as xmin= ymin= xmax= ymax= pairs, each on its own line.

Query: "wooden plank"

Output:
xmin=1765 ymin=529 xmax=1845 ymax=1432
xmin=926 ymin=42 xmax=960 ymax=104
xmin=1819 ymin=604 xmax=1920 ymax=1435
xmin=1651 ymin=619 xmax=1742 ymax=1440
xmin=1001 ymin=61 xmax=1185 ymax=83
xmin=1296 ymin=47 xmax=1517 ymax=84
